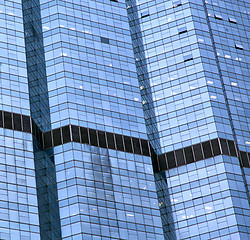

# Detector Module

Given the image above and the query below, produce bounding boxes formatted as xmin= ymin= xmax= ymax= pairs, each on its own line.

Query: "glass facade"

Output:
xmin=0 ymin=0 xmax=249 ymax=239
xmin=126 ymin=0 xmax=250 ymax=239
xmin=0 ymin=0 xmax=40 ymax=239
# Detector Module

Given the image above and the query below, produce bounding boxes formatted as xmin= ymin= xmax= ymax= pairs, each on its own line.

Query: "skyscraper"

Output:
xmin=126 ymin=0 xmax=250 ymax=239
xmin=0 ymin=1 xmax=249 ymax=240
xmin=1 ymin=0 xmax=164 ymax=239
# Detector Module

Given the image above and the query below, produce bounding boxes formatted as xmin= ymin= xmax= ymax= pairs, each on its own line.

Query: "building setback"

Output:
xmin=0 ymin=0 xmax=249 ymax=240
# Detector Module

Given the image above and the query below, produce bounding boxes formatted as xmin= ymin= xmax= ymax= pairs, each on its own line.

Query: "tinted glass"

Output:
xmin=175 ymin=149 xmax=185 ymax=166
xmin=193 ymin=143 xmax=203 ymax=161
xmin=240 ymin=151 xmax=249 ymax=168
xmin=80 ymin=127 xmax=89 ymax=144
xmin=220 ymin=139 xmax=229 ymax=155
xmin=115 ymin=134 xmax=124 ymax=151
xmin=184 ymin=146 xmax=194 ymax=164
xmin=228 ymin=140 xmax=237 ymax=157
xmin=211 ymin=139 xmax=221 ymax=156
xmin=132 ymin=137 xmax=141 ymax=155
xmin=124 ymin=136 xmax=133 ymax=153
xmin=98 ymin=130 xmax=107 ymax=148
xmin=13 ymin=113 xmax=22 ymax=131
xmin=141 ymin=139 xmax=150 ymax=156
xmin=158 ymin=154 xmax=167 ymax=171
xmin=100 ymin=37 xmax=109 ymax=44
xmin=4 ymin=112 xmax=12 ymax=129
xmin=166 ymin=152 xmax=176 ymax=169
xmin=62 ymin=126 xmax=71 ymax=144
xmin=71 ymin=125 xmax=80 ymax=143
xmin=106 ymin=132 xmax=115 ymax=149
xmin=202 ymin=141 xmax=212 ymax=158
xmin=44 ymin=131 xmax=52 ymax=149
xmin=0 ymin=111 xmax=2 ymax=127
xmin=151 ymin=146 xmax=158 ymax=172
xmin=22 ymin=115 xmax=31 ymax=133
xmin=53 ymin=128 xmax=62 ymax=146
xmin=89 ymin=129 xmax=98 ymax=146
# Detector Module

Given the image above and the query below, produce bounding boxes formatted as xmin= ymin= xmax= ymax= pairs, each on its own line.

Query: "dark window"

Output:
xmin=166 ymin=151 xmax=176 ymax=169
xmin=107 ymin=132 xmax=115 ymax=149
xmin=228 ymin=140 xmax=237 ymax=157
xmin=124 ymin=136 xmax=133 ymax=153
xmin=22 ymin=115 xmax=31 ymax=133
xmin=214 ymin=14 xmax=223 ymax=20
xmin=100 ymin=37 xmax=109 ymax=44
xmin=53 ymin=128 xmax=62 ymax=146
xmin=37 ymin=128 xmax=43 ymax=145
xmin=183 ymin=54 xmax=193 ymax=62
xmin=178 ymin=27 xmax=187 ymax=34
xmin=0 ymin=111 xmax=3 ymax=127
xmin=89 ymin=129 xmax=98 ymax=146
xmin=32 ymin=121 xmax=42 ymax=144
xmin=202 ymin=141 xmax=212 ymax=158
xmin=98 ymin=130 xmax=107 ymax=148
xmin=32 ymin=120 xmax=37 ymax=138
xmin=141 ymin=139 xmax=150 ymax=156
xmin=229 ymin=17 xmax=237 ymax=23
xmin=240 ymin=151 xmax=249 ymax=168
xmin=115 ymin=134 xmax=124 ymax=151
xmin=175 ymin=149 xmax=185 ymax=166
xmin=184 ymin=146 xmax=194 ymax=164
xmin=4 ymin=112 xmax=12 ymax=129
xmin=44 ymin=131 xmax=52 ymax=149
xmin=110 ymin=0 xmax=118 ymax=2
xmin=193 ymin=143 xmax=203 ymax=161
xmin=211 ymin=139 xmax=221 ymax=156
xmin=220 ymin=139 xmax=229 ymax=155
xmin=132 ymin=137 xmax=141 ymax=155
xmin=173 ymin=0 xmax=182 ymax=7
xmin=62 ymin=125 xmax=71 ymax=144
xmin=141 ymin=11 xmax=150 ymax=18
xmin=80 ymin=127 xmax=89 ymax=144
xmin=235 ymin=44 xmax=243 ymax=50
xmin=13 ymin=113 xmax=22 ymax=131
xmin=150 ymin=146 xmax=159 ymax=172
xmin=158 ymin=154 xmax=167 ymax=171
xmin=71 ymin=125 xmax=80 ymax=143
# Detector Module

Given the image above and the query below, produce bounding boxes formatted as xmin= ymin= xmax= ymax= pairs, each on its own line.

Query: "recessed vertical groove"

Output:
xmin=21 ymin=0 xmax=62 ymax=239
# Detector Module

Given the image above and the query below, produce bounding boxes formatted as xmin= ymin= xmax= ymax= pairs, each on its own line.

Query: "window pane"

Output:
xmin=71 ymin=125 xmax=80 ymax=143
xmin=80 ymin=127 xmax=89 ymax=144
xmin=4 ymin=112 xmax=12 ymax=129
xmin=62 ymin=126 xmax=71 ymax=144
xmin=53 ymin=128 xmax=62 ymax=146
xmin=193 ymin=143 xmax=203 ymax=161
xmin=13 ymin=113 xmax=22 ymax=131
xmin=166 ymin=151 xmax=176 ymax=169
xmin=184 ymin=146 xmax=194 ymax=164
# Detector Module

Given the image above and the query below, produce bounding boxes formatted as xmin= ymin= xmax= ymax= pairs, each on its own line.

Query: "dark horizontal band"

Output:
xmin=0 ymin=110 xmax=32 ymax=133
xmin=0 ymin=110 xmax=151 ymax=156
xmin=0 ymin=110 xmax=249 ymax=169
xmin=42 ymin=125 xmax=151 ymax=157
xmin=152 ymin=138 xmax=250 ymax=171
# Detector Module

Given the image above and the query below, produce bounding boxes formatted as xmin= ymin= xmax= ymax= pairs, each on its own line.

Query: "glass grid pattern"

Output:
xmin=204 ymin=0 xmax=250 ymax=152
xmin=0 ymin=129 xmax=40 ymax=239
xmin=163 ymin=155 xmax=250 ymax=239
xmin=0 ymin=0 xmax=249 ymax=239
xmin=54 ymin=143 xmax=164 ymax=240
xmin=41 ymin=0 xmax=148 ymax=139
xmin=126 ymin=0 xmax=250 ymax=239
xmin=0 ymin=1 xmax=40 ymax=239
xmin=39 ymin=0 xmax=165 ymax=239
